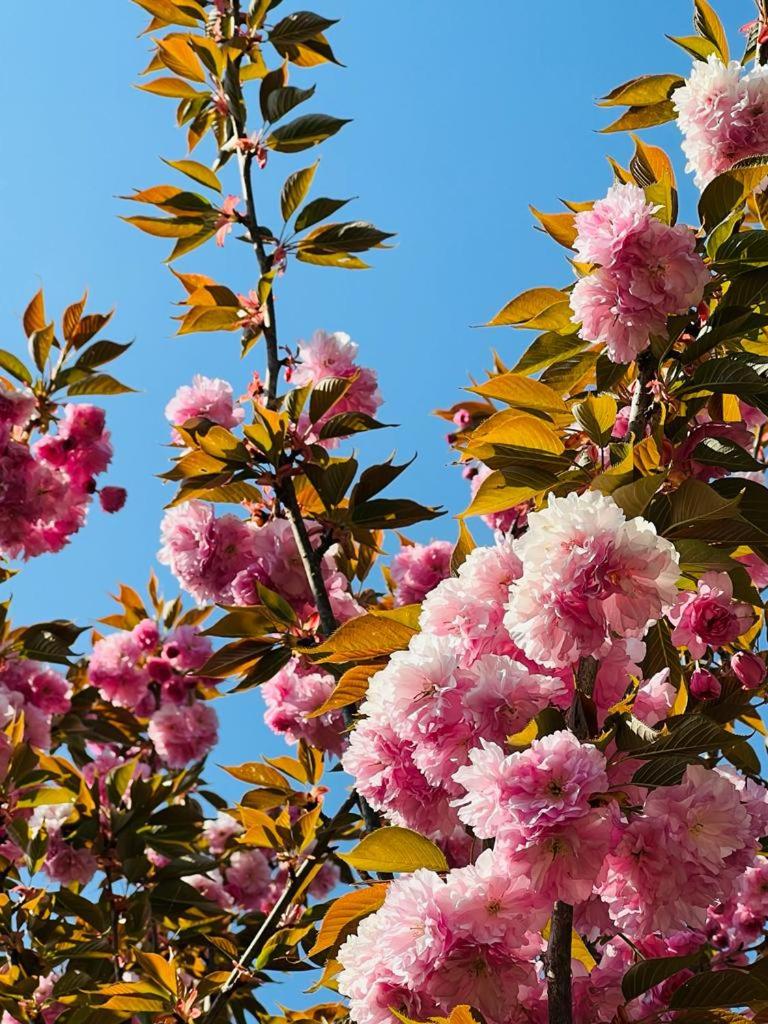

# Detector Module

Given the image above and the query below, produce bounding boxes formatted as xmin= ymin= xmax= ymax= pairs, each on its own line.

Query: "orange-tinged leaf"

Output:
xmin=137 ymin=76 xmax=203 ymax=98
xmin=23 ymin=289 xmax=46 ymax=338
xmin=530 ymin=207 xmax=577 ymax=249
xmin=308 ymin=662 xmax=385 ymax=717
xmin=464 ymin=409 xmax=564 ymax=455
xmin=462 ymin=471 xmax=539 ymax=519
xmin=312 ymin=612 xmax=417 ymax=665
xmin=309 ymin=884 xmax=389 ymax=956
xmin=486 ymin=287 xmax=566 ymax=327
xmin=467 ymin=373 xmax=570 ymax=419
xmin=156 ymin=35 xmax=206 ymax=82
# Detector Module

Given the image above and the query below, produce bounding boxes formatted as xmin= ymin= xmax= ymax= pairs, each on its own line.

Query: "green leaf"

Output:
xmin=691 ymin=437 xmax=765 ymax=473
xmin=67 ymin=373 xmax=136 ymax=396
xmin=512 ymin=332 xmax=587 ymax=375
xmin=622 ymin=955 xmax=700 ymax=1001
xmin=0 ymin=349 xmax=32 ymax=385
xmin=309 ymin=376 xmax=353 ymax=423
xmin=74 ymin=341 xmax=132 ymax=370
xmin=350 ymin=498 xmax=443 ymax=529
xmin=281 ymin=162 xmax=318 ymax=222
xmin=29 ymin=323 xmax=55 ymax=371
xmin=610 ymin=473 xmax=666 ymax=519
xmin=318 ymin=411 xmax=389 ymax=439
xmin=162 ymin=158 xmax=221 ymax=192
xmin=264 ymin=84 xmax=316 ymax=123
xmin=294 ymin=196 xmax=351 ymax=232
xmin=269 ymin=11 xmax=338 ymax=46
xmin=339 ymin=827 xmax=448 ymax=873
xmin=670 ymin=969 xmax=768 ymax=1010
xmin=300 ymin=220 xmax=394 ymax=253
xmin=667 ymin=34 xmax=719 ymax=61
xmin=267 ymin=114 xmax=351 ymax=153
xmin=350 ymin=455 xmax=413 ymax=506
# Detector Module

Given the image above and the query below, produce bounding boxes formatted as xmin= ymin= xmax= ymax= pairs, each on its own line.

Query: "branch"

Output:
xmin=622 ymin=349 xmax=656 ymax=444
xmin=201 ymin=792 xmax=358 ymax=1024
xmin=545 ymin=656 xmax=598 ymax=1024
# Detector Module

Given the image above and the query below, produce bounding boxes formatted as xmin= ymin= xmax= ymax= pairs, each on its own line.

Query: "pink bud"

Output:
xmin=99 ymin=486 xmax=127 ymax=513
xmin=690 ymin=667 xmax=721 ymax=701
xmin=731 ymin=651 xmax=766 ymax=690
xmin=147 ymin=657 xmax=174 ymax=685
xmin=452 ymin=408 xmax=471 ymax=428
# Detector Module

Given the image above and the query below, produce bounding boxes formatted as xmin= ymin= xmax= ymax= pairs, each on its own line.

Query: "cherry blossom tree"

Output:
xmin=2 ymin=1 xmax=768 ymax=1023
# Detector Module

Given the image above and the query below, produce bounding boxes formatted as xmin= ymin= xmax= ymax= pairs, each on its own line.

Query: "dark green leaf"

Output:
xmin=267 ymin=114 xmax=350 ymax=153
xmin=294 ymin=196 xmax=351 ymax=232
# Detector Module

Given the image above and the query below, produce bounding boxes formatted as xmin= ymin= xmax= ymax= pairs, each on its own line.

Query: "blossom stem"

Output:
xmin=201 ymin=791 xmax=358 ymax=1023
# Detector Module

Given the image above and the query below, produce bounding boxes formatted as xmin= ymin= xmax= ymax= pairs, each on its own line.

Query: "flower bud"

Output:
xmin=690 ymin=666 xmax=721 ymax=701
xmin=731 ymin=651 xmax=766 ymax=691
xmin=452 ymin=408 xmax=471 ymax=428
xmin=99 ymin=486 xmax=127 ymax=513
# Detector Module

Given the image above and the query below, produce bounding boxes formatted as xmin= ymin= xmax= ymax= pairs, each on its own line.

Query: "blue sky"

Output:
xmin=0 ymin=0 xmax=748 ymax=814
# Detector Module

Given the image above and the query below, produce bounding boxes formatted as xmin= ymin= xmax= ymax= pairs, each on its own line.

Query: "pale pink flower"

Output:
xmin=261 ymin=656 xmax=345 ymax=755
xmin=89 ymin=630 xmax=151 ymax=711
xmin=634 ymin=668 xmax=676 ymax=726
xmin=390 ymin=540 xmax=452 ymax=606
xmin=669 ymin=571 xmax=754 ymax=659
xmin=736 ymin=552 xmax=768 ymax=589
xmin=570 ymin=183 xmax=708 ymax=363
xmin=202 ymin=811 xmax=243 ymax=855
xmin=674 ymin=57 xmax=768 ymax=188
xmin=215 ymin=194 xmax=240 ymax=246
xmin=224 ymin=848 xmax=272 ymax=911
xmin=186 ymin=870 xmax=234 ymax=910
xmin=506 ymin=490 xmax=680 ymax=668
xmin=291 ymin=329 xmax=382 ymax=429
xmin=165 ymin=374 xmax=244 ymax=442
xmin=0 ymin=384 xmax=36 ymax=428
xmin=148 ymin=700 xmax=218 ymax=768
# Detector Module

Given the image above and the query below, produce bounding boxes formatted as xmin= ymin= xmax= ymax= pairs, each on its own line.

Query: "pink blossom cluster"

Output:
xmin=389 ymin=539 xmax=452 ymax=606
xmin=26 ymin=801 xmax=97 ymax=888
xmin=165 ymin=374 xmax=244 ymax=442
xmin=291 ymin=329 xmax=382 ymax=422
xmin=343 ymin=632 xmax=568 ymax=847
xmin=674 ymin=56 xmax=768 ymax=188
xmin=0 ymin=395 xmax=120 ymax=560
xmin=261 ymin=656 xmax=346 ymax=756
xmin=505 ymin=490 xmax=680 ymax=668
xmin=159 ymin=501 xmax=361 ymax=622
xmin=88 ymin=618 xmax=219 ymax=768
xmin=337 ymin=851 xmax=548 ymax=1024
xmin=570 ymin=183 xmax=709 ymax=363
xmin=0 ymin=656 xmax=72 ymax=772
xmin=708 ymin=855 xmax=768 ymax=952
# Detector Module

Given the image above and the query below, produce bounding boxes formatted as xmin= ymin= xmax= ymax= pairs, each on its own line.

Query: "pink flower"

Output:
xmin=202 ymin=811 xmax=243 ymax=855
xmin=0 ymin=384 xmax=36 ymax=428
xmin=215 ymin=194 xmax=240 ymax=246
xmin=148 ymin=700 xmax=218 ymax=768
xmin=261 ymin=656 xmax=345 ymax=755
xmin=674 ymin=57 xmax=768 ymax=188
xmin=158 ymin=501 xmax=256 ymax=606
xmin=165 ymin=374 xmax=244 ymax=442
xmin=690 ymin=665 xmax=721 ymax=700
xmin=390 ymin=540 xmax=452 ymax=606
xmin=634 ymin=668 xmax=676 ymax=726
xmin=669 ymin=571 xmax=754 ymax=659
xmin=223 ymin=848 xmax=272 ymax=911
xmin=570 ymin=183 xmax=708 ymax=363
xmin=43 ymin=837 xmax=97 ymax=886
xmin=736 ymin=552 xmax=768 ymax=589
xmin=34 ymin=404 xmax=112 ymax=491
xmin=506 ymin=491 xmax=680 ymax=668
xmin=291 ymin=330 xmax=382 ymax=440
xmin=731 ymin=650 xmax=766 ymax=690
xmin=99 ymin=485 xmax=127 ymax=513
xmin=89 ymin=630 xmax=152 ymax=711
xmin=237 ymin=290 xmax=265 ymax=331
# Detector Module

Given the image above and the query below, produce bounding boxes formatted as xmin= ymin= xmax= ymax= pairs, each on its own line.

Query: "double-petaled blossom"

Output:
xmin=165 ymin=374 xmax=245 ymax=442
xmin=674 ymin=56 xmax=768 ymax=188
xmin=390 ymin=540 xmax=452 ymax=606
xmin=0 ymin=657 xmax=71 ymax=769
xmin=261 ymin=656 xmax=346 ymax=756
xmin=337 ymin=851 xmax=548 ymax=1024
xmin=453 ymin=732 xmax=611 ymax=903
xmin=505 ymin=490 xmax=680 ymax=668
xmin=148 ymin=700 xmax=218 ymax=769
xmin=0 ymin=399 xmax=117 ymax=560
xmin=669 ymin=571 xmax=753 ymax=659
xmin=569 ymin=183 xmax=709 ymax=363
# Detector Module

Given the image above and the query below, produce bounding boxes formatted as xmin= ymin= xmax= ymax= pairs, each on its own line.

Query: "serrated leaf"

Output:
xmin=601 ymin=100 xmax=677 ymax=134
xmin=599 ymin=73 xmax=684 ymax=107
xmin=622 ymin=955 xmax=701 ymax=1001
xmin=486 ymin=287 xmax=566 ymax=328
xmin=137 ymin=76 xmax=203 ymax=98
xmin=312 ymin=610 xmax=417 ymax=664
xmin=67 ymin=373 xmax=135 ymax=396
xmin=670 ymin=969 xmax=768 ymax=1009
xmin=573 ymin=393 xmax=617 ymax=445
xmin=0 ymin=349 xmax=32 ymax=385
xmin=23 ymin=289 xmax=46 ymax=338
xmin=265 ymin=84 xmax=316 ymax=123
xmin=340 ymin=827 xmax=447 ymax=873
xmin=295 ymin=196 xmax=351 ymax=232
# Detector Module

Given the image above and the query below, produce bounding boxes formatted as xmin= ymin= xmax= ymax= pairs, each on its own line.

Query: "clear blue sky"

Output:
xmin=0 ymin=4 xmax=747 ymax=792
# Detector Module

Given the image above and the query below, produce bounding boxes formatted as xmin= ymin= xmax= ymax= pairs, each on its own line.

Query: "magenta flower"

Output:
xmin=669 ymin=571 xmax=754 ymax=659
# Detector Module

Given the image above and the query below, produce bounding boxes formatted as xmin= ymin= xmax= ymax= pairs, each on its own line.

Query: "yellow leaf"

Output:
xmin=309 ymin=884 xmax=389 ymax=956
xmin=486 ymin=287 xmax=565 ymax=327
xmin=573 ymin=393 xmax=617 ymax=445
xmin=451 ymin=518 xmax=476 ymax=574
xmin=340 ymin=827 xmax=448 ymax=873
xmin=309 ymin=662 xmax=385 ymax=717
xmin=463 ymin=409 xmax=564 ymax=455
xmin=530 ymin=207 xmax=576 ymax=249
xmin=156 ymin=35 xmax=206 ymax=82
xmin=508 ymin=720 xmax=538 ymax=747
xmin=468 ymin=373 xmax=570 ymax=419
xmin=132 ymin=952 xmax=178 ymax=996
xmin=542 ymin=921 xmax=596 ymax=972
xmin=312 ymin=611 xmax=417 ymax=665
xmin=163 ymin=158 xmax=221 ymax=192
xmin=23 ymin=289 xmax=46 ymax=338
xmin=462 ymin=470 xmax=538 ymax=519
xmin=222 ymin=762 xmax=291 ymax=790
